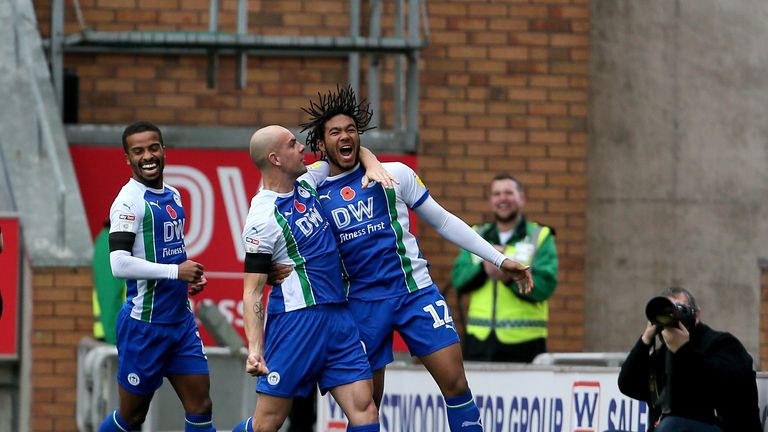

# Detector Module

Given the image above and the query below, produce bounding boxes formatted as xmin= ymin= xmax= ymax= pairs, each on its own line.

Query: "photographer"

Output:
xmin=618 ymin=287 xmax=761 ymax=432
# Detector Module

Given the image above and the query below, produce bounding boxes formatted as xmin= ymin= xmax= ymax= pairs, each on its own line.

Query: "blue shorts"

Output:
xmin=115 ymin=307 xmax=209 ymax=395
xmin=257 ymin=303 xmax=371 ymax=398
xmin=348 ymin=285 xmax=460 ymax=371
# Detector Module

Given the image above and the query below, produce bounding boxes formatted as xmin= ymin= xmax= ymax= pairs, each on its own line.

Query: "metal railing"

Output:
xmin=48 ymin=0 xmax=429 ymax=150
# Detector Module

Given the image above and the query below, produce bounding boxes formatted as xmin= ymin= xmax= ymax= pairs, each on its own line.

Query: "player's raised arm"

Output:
xmin=359 ymin=147 xmax=398 ymax=189
xmin=414 ymin=196 xmax=533 ymax=294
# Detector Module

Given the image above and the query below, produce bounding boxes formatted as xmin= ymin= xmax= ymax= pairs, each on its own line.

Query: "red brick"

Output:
xmin=530 ymin=159 xmax=568 ymax=172
xmin=551 ymin=34 xmax=589 ymax=47
xmin=530 ymin=102 xmax=568 ymax=116
xmin=116 ymin=9 xmax=158 ymax=23
xmin=97 ymin=0 xmax=137 ymax=8
xmin=511 ymin=33 xmax=550 ymax=46
xmin=447 ymin=17 xmax=489 ymax=31
xmin=468 ymin=4 xmax=508 ymax=17
xmin=509 ymin=5 xmax=549 ymax=18
xmin=509 ymin=87 xmax=547 ymax=101
xmin=489 ymin=18 xmax=529 ymax=32
xmin=530 ymin=131 xmax=567 ymax=144
xmin=137 ymin=0 xmax=178 ymax=9
xmin=489 ymin=47 xmax=529 ymax=61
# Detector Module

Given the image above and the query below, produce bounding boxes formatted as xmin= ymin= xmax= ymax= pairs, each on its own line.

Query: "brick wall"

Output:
xmin=30 ymin=0 xmax=590 ymax=429
xmin=416 ymin=1 xmax=590 ymax=353
xmin=30 ymin=267 xmax=93 ymax=431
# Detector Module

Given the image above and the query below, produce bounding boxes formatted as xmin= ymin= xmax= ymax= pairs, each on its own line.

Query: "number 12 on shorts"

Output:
xmin=423 ymin=300 xmax=454 ymax=329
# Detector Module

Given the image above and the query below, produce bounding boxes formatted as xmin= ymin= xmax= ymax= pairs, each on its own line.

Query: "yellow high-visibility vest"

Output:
xmin=465 ymin=225 xmax=550 ymax=344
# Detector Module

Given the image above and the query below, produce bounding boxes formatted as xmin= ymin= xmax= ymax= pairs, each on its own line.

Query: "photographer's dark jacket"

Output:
xmin=618 ymin=323 xmax=761 ymax=432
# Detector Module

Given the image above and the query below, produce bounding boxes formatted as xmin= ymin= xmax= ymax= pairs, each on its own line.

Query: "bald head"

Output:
xmin=249 ymin=125 xmax=292 ymax=169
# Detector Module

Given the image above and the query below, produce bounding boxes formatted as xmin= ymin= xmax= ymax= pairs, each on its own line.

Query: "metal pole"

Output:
xmin=406 ymin=0 xmax=421 ymax=149
xmin=368 ymin=0 xmax=382 ymax=127
xmin=206 ymin=0 xmax=219 ymax=88
xmin=348 ymin=0 xmax=361 ymax=95
xmin=394 ymin=0 xmax=404 ymax=130
xmin=50 ymin=0 xmax=64 ymax=110
xmin=235 ymin=0 xmax=247 ymax=89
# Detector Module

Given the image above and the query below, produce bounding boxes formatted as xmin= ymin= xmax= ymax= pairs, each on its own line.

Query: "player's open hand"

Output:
xmin=500 ymin=259 xmax=533 ymax=294
xmin=362 ymin=165 xmax=399 ymax=189
xmin=246 ymin=351 xmax=269 ymax=377
xmin=267 ymin=264 xmax=293 ymax=286
xmin=188 ymin=275 xmax=207 ymax=296
xmin=178 ymin=260 xmax=205 ymax=283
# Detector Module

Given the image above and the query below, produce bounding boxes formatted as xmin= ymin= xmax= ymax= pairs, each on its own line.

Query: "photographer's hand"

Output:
xmin=641 ymin=322 xmax=657 ymax=345
xmin=661 ymin=321 xmax=690 ymax=353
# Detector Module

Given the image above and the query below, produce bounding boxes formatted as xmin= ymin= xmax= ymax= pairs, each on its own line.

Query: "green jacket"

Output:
xmin=92 ymin=227 xmax=125 ymax=344
xmin=451 ymin=217 xmax=558 ymax=344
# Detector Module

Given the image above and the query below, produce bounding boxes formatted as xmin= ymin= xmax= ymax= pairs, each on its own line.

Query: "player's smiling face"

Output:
xmin=319 ymin=114 xmax=360 ymax=175
xmin=125 ymin=130 xmax=165 ymax=189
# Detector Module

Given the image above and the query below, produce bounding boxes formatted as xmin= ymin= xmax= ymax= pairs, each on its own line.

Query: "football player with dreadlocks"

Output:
xmin=300 ymin=85 xmax=533 ymax=432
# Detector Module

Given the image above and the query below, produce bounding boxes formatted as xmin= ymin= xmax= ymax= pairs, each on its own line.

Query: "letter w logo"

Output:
xmin=571 ymin=381 xmax=600 ymax=432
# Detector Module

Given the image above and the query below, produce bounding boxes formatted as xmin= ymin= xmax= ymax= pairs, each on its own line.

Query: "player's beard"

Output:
xmin=325 ymin=144 xmax=359 ymax=174
xmin=132 ymin=157 xmax=164 ymax=188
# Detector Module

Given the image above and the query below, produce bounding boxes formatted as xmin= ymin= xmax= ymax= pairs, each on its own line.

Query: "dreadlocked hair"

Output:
xmin=299 ymin=84 xmax=375 ymax=153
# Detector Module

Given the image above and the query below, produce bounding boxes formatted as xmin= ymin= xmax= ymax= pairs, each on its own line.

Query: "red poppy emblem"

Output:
xmin=294 ymin=199 xmax=307 ymax=213
xmin=166 ymin=204 xmax=177 ymax=219
xmin=341 ymin=186 xmax=356 ymax=202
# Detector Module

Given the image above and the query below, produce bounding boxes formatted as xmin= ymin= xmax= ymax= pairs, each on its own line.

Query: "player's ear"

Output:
xmin=268 ymin=152 xmax=280 ymax=167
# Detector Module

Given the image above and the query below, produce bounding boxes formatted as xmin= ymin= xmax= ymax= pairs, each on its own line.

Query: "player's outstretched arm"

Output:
xmin=359 ymin=147 xmax=398 ymax=189
xmin=499 ymin=259 xmax=533 ymax=294
xmin=242 ymin=272 xmax=269 ymax=377
xmin=414 ymin=196 xmax=533 ymax=293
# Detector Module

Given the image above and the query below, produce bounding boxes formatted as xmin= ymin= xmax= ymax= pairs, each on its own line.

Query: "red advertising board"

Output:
xmin=71 ymin=145 xmax=416 ymax=349
xmin=0 ymin=217 xmax=20 ymax=358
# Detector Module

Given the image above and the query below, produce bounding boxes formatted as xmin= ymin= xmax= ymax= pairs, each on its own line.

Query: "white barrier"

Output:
xmin=317 ymin=361 xmax=768 ymax=432
xmin=77 ymin=340 xmax=768 ymax=432
xmin=76 ymin=339 xmax=258 ymax=432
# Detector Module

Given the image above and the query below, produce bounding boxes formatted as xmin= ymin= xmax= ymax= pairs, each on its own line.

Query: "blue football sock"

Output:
xmin=347 ymin=423 xmax=380 ymax=431
xmin=445 ymin=391 xmax=483 ymax=431
xmin=231 ymin=416 xmax=253 ymax=432
xmin=185 ymin=412 xmax=215 ymax=431
xmin=98 ymin=410 xmax=138 ymax=432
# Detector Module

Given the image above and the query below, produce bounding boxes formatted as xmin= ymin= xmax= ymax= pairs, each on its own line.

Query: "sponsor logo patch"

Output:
xmin=127 ymin=373 xmax=140 ymax=386
xmin=267 ymin=371 xmax=281 ymax=386
xmin=245 ymin=236 xmax=260 ymax=253
xmin=117 ymin=213 xmax=136 ymax=231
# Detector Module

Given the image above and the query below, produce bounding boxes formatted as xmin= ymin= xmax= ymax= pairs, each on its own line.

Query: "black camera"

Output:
xmin=645 ymin=296 xmax=696 ymax=331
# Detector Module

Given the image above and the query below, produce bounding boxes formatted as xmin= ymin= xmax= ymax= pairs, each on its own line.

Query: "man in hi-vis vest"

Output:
xmin=452 ymin=173 xmax=558 ymax=363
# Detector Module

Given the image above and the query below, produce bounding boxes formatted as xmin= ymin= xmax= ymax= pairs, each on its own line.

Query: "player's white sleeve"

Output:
xmin=108 ymin=191 xmax=180 ymax=280
xmin=110 ymin=250 xmax=179 ymax=280
xmin=414 ymin=196 xmax=506 ymax=268
xmin=385 ymin=162 xmax=430 ymax=208
xmin=301 ymin=161 xmax=331 ymax=189
xmin=241 ymin=198 xmax=280 ymax=257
